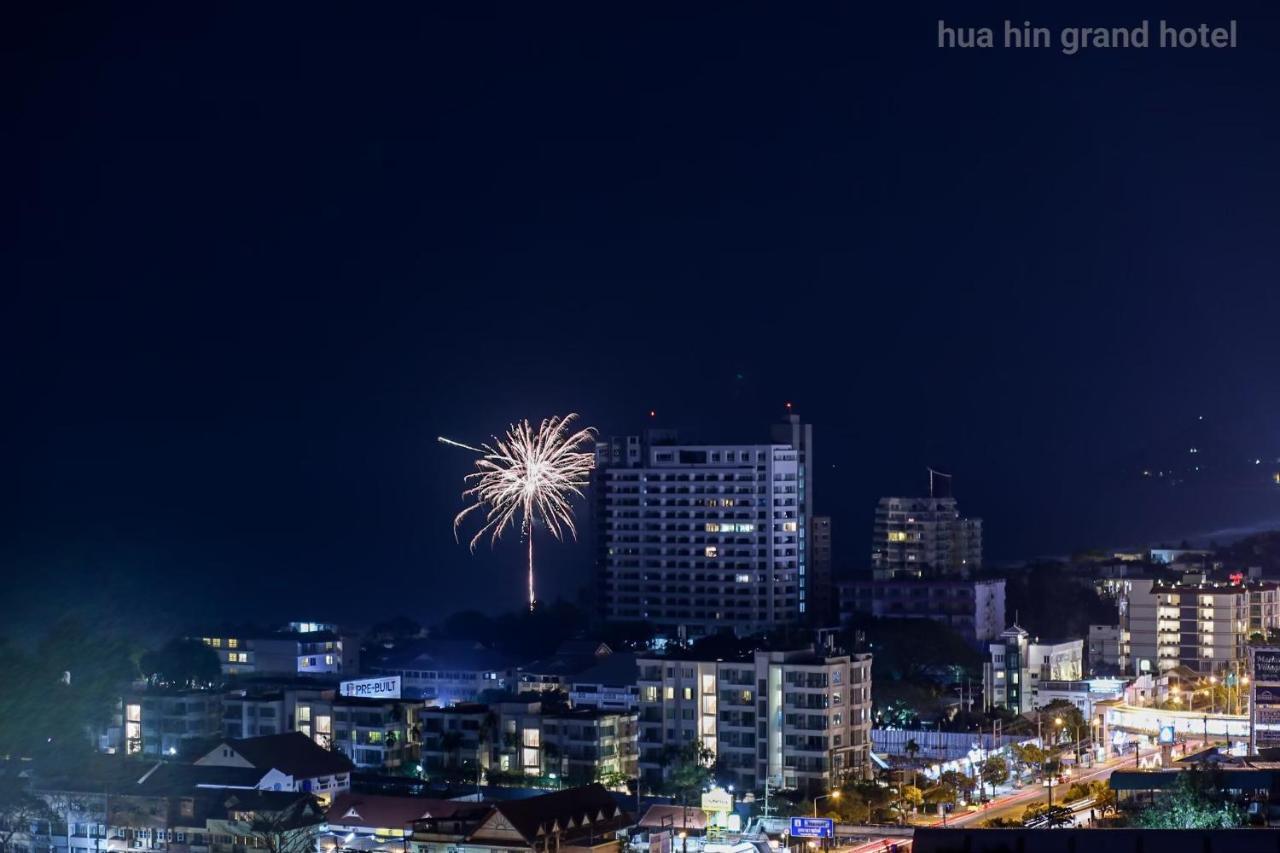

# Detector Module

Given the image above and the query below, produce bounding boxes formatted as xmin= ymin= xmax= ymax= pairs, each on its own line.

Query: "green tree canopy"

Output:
xmin=1135 ymin=766 xmax=1245 ymax=829
xmin=140 ymin=638 xmax=221 ymax=688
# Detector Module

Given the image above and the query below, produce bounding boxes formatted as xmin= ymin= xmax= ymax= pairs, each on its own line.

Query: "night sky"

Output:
xmin=4 ymin=2 xmax=1279 ymax=637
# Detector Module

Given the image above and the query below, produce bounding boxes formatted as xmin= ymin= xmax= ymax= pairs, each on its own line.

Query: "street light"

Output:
xmin=813 ymin=790 xmax=840 ymax=817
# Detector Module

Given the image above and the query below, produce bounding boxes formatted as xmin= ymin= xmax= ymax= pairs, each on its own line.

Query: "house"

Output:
xmin=408 ymin=784 xmax=631 ymax=853
xmin=195 ymin=732 xmax=354 ymax=804
xmin=324 ymin=794 xmax=474 ymax=852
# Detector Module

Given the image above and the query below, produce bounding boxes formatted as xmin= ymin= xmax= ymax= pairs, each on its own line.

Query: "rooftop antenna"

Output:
xmin=931 ymin=466 xmax=952 ymax=499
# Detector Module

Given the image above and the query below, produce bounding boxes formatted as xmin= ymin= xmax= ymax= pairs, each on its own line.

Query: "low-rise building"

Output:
xmin=1034 ymin=678 xmax=1128 ymax=720
xmin=1088 ymin=624 xmax=1124 ymax=671
xmin=636 ymin=644 xmax=872 ymax=794
xmin=418 ymin=703 xmax=493 ymax=778
xmin=518 ymin=641 xmax=615 ymax=693
xmin=194 ymin=622 xmax=359 ymax=678
xmin=194 ymin=731 xmax=354 ymax=805
xmin=365 ymin=639 xmax=515 ymax=704
xmin=324 ymin=794 xmax=469 ymax=853
xmin=838 ymin=577 xmax=1006 ymax=643
xmin=408 ymin=785 xmax=629 ymax=853
xmin=566 ymin=653 xmax=640 ymax=712
xmin=983 ymin=625 xmax=1083 ymax=714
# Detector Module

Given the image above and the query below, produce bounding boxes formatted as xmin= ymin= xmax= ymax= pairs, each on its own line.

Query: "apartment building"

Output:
xmin=635 ymin=645 xmax=872 ymax=794
xmin=595 ymin=416 xmax=814 ymax=635
xmin=419 ymin=704 xmax=493 ymax=778
xmin=417 ymin=699 xmax=638 ymax=785
xmin=1125 ymin=579 xmax=1247 ymax=676
xmin=106 ymin=689 xmax=223 ymax=757
xmin=838 ymin=577 xmax=1006 ymax=643
xmin=194 ymin=622 xmax=359 ymax=678
xmin=983 ymin=625 xmax=1083 ymax=713
xmin=870 ymin=496 xmax=982 ymax=580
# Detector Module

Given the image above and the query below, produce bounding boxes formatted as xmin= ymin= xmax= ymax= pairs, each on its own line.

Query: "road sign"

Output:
xmin=789 ymin=817 xmax=834 ymax=838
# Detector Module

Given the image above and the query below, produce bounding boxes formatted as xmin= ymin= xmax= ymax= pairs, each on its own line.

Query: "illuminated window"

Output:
xmin=888 ymin=531 xmax=908 ymax=543
xmin=325 ymin=655 xmax=335 ymax=665
xmin=664 ymin=687 xmax=674 ymax=700
xmin=705 ymin=523 xmax=720 ymax=532
xmin=523 ymin=728 xmax=540 ymax=747
xmin=705 ymin=546 xmax=718 ymax=558
xmin=368 ymin=731 xmax=384 ymax=744
xmin=644 ymin=686 xmax=657 ymax=702
xmin=683 ymin=687 xmax=693 ymax=701
xmin=227 ymin=638 xmax=238 ymax=649
xmin=735 ymin=574 xmax=751 ymax=583
xmin=298 ymin=706 xmax=311 ymax=722
xmin=210 ymin=638 xmax=222 ymax=648
xmin=721 ymin=499 xmax=735 ymax=507
xmin=782 ymin=522 xmax=797 ymax=533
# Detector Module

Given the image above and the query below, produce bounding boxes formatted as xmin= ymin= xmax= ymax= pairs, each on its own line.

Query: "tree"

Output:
xmin=933 ymin=770 xmax=973 ymax=805
xmin=139 ymin=638 xmax=221 ymax=688
xmin=1088 ymin=780 xmax=1116 ymax=815
xmin=597 ymin=768 xmax=629 ymax=790
xmin=1039 ymin=701 xmax=1086 ymax=746
xmin=979 ymin=755 xmax=1008 ymax=799
xmin=1134 ymin=766 xmax=1245 ymax=829
xmin=898 ymin=784 xmax=924 ymax=820
xmin=663 ymin=741 xmax=714 ymax=805
xmin=0 ymin=778 xmax=55 ymax=853
xmin=238 ymin=796 xmax=323 ymax=853
xmin=837 ymin=782 xmax=895 ymax=824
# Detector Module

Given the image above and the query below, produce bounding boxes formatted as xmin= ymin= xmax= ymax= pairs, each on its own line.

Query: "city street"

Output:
xmin=918 ymin=747 xmax=1160 ymax=828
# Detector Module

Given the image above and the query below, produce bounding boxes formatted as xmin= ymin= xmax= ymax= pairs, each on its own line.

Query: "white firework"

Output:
xmin=444 ymin=414 xmax=596 ymax=609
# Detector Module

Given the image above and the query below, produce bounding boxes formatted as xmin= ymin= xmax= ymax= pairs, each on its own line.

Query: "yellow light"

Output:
xmin=831 ymin=790 xmax=841 ymax=800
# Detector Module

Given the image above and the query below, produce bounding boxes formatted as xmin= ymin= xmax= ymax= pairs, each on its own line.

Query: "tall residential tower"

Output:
xmin=595 ymin=416 xmax=813 ymax=635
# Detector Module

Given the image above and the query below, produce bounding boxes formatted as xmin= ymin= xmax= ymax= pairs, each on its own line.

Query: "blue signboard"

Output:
xmin=789 ymin=818 xmax=834 ymax=838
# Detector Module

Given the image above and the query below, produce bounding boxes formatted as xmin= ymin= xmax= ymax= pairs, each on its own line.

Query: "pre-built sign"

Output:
xmin=339 ymin=675 xmax=402 ymax=699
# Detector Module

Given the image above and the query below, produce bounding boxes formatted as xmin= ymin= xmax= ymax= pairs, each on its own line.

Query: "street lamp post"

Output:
xmin=813 ymin=790 xmax=840 ymax=817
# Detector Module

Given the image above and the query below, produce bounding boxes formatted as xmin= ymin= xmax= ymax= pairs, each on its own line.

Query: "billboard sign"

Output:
xmin=339 ymin=675 xmax=402 ymax=699
xmin=1250 ymin=648 xmax=1280 ymax=683
xmin=1158 ymin=725 xmax=1175 ymax=745
xmin=789 ymin=818 xmax=834 ymax=838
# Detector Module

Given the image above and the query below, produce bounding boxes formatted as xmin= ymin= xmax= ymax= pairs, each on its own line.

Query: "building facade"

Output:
xmin=635 ymin=646 xmax=872 ymax=794
xmin=870 ymin=496 xmax=981 ymax=580
xmin=1125 ymin=580 xmax=1247 ymax=676
xmin=1087 ymin=624 xmax=1124 ymax=671
xmin=595 ymin=417 xmax=813 ymax=635
xmin=983 ymin=625 xmax=1083 ymax=714
xmin=195 ymin=623 xmax=358 ymax=678
xmin=838 ymin=577 xmax=1006 ymax=643
xmin=809 ymin=516 xmax=834 ymax=624
xmin=108 ymin=689 xmax=223 ymax=757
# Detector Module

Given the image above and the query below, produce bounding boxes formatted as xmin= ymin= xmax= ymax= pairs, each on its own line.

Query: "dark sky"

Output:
xmin=4 ymin=2 xmax=1279 ymax=636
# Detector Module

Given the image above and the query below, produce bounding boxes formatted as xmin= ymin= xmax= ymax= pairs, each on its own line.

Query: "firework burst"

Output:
xmin=445 ymin=414 xmax=596 ymax=610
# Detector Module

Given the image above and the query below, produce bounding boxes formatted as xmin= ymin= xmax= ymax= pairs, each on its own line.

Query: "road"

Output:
xmin=919 ymin=747 xmax=1160 ymax=828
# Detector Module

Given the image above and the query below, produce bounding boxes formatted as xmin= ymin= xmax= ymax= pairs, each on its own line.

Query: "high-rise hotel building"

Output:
xmin=595 ymin=416 xmax=813 ymax=635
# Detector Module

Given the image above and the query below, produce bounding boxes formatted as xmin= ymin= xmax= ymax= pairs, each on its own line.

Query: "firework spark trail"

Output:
xmin=437 ymin=436 xmax=485 ymax=453
xmin=448 ymin=414 xmax=596 ymax=610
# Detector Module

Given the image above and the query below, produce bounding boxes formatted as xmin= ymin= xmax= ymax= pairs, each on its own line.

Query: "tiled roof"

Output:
xmin=326 ymin=793 xmax=473 ymax=829
xmin=222 ymin=732 xmax=354 ymax=778
xmin=476 ymin=784 xmax=628 ymax=843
